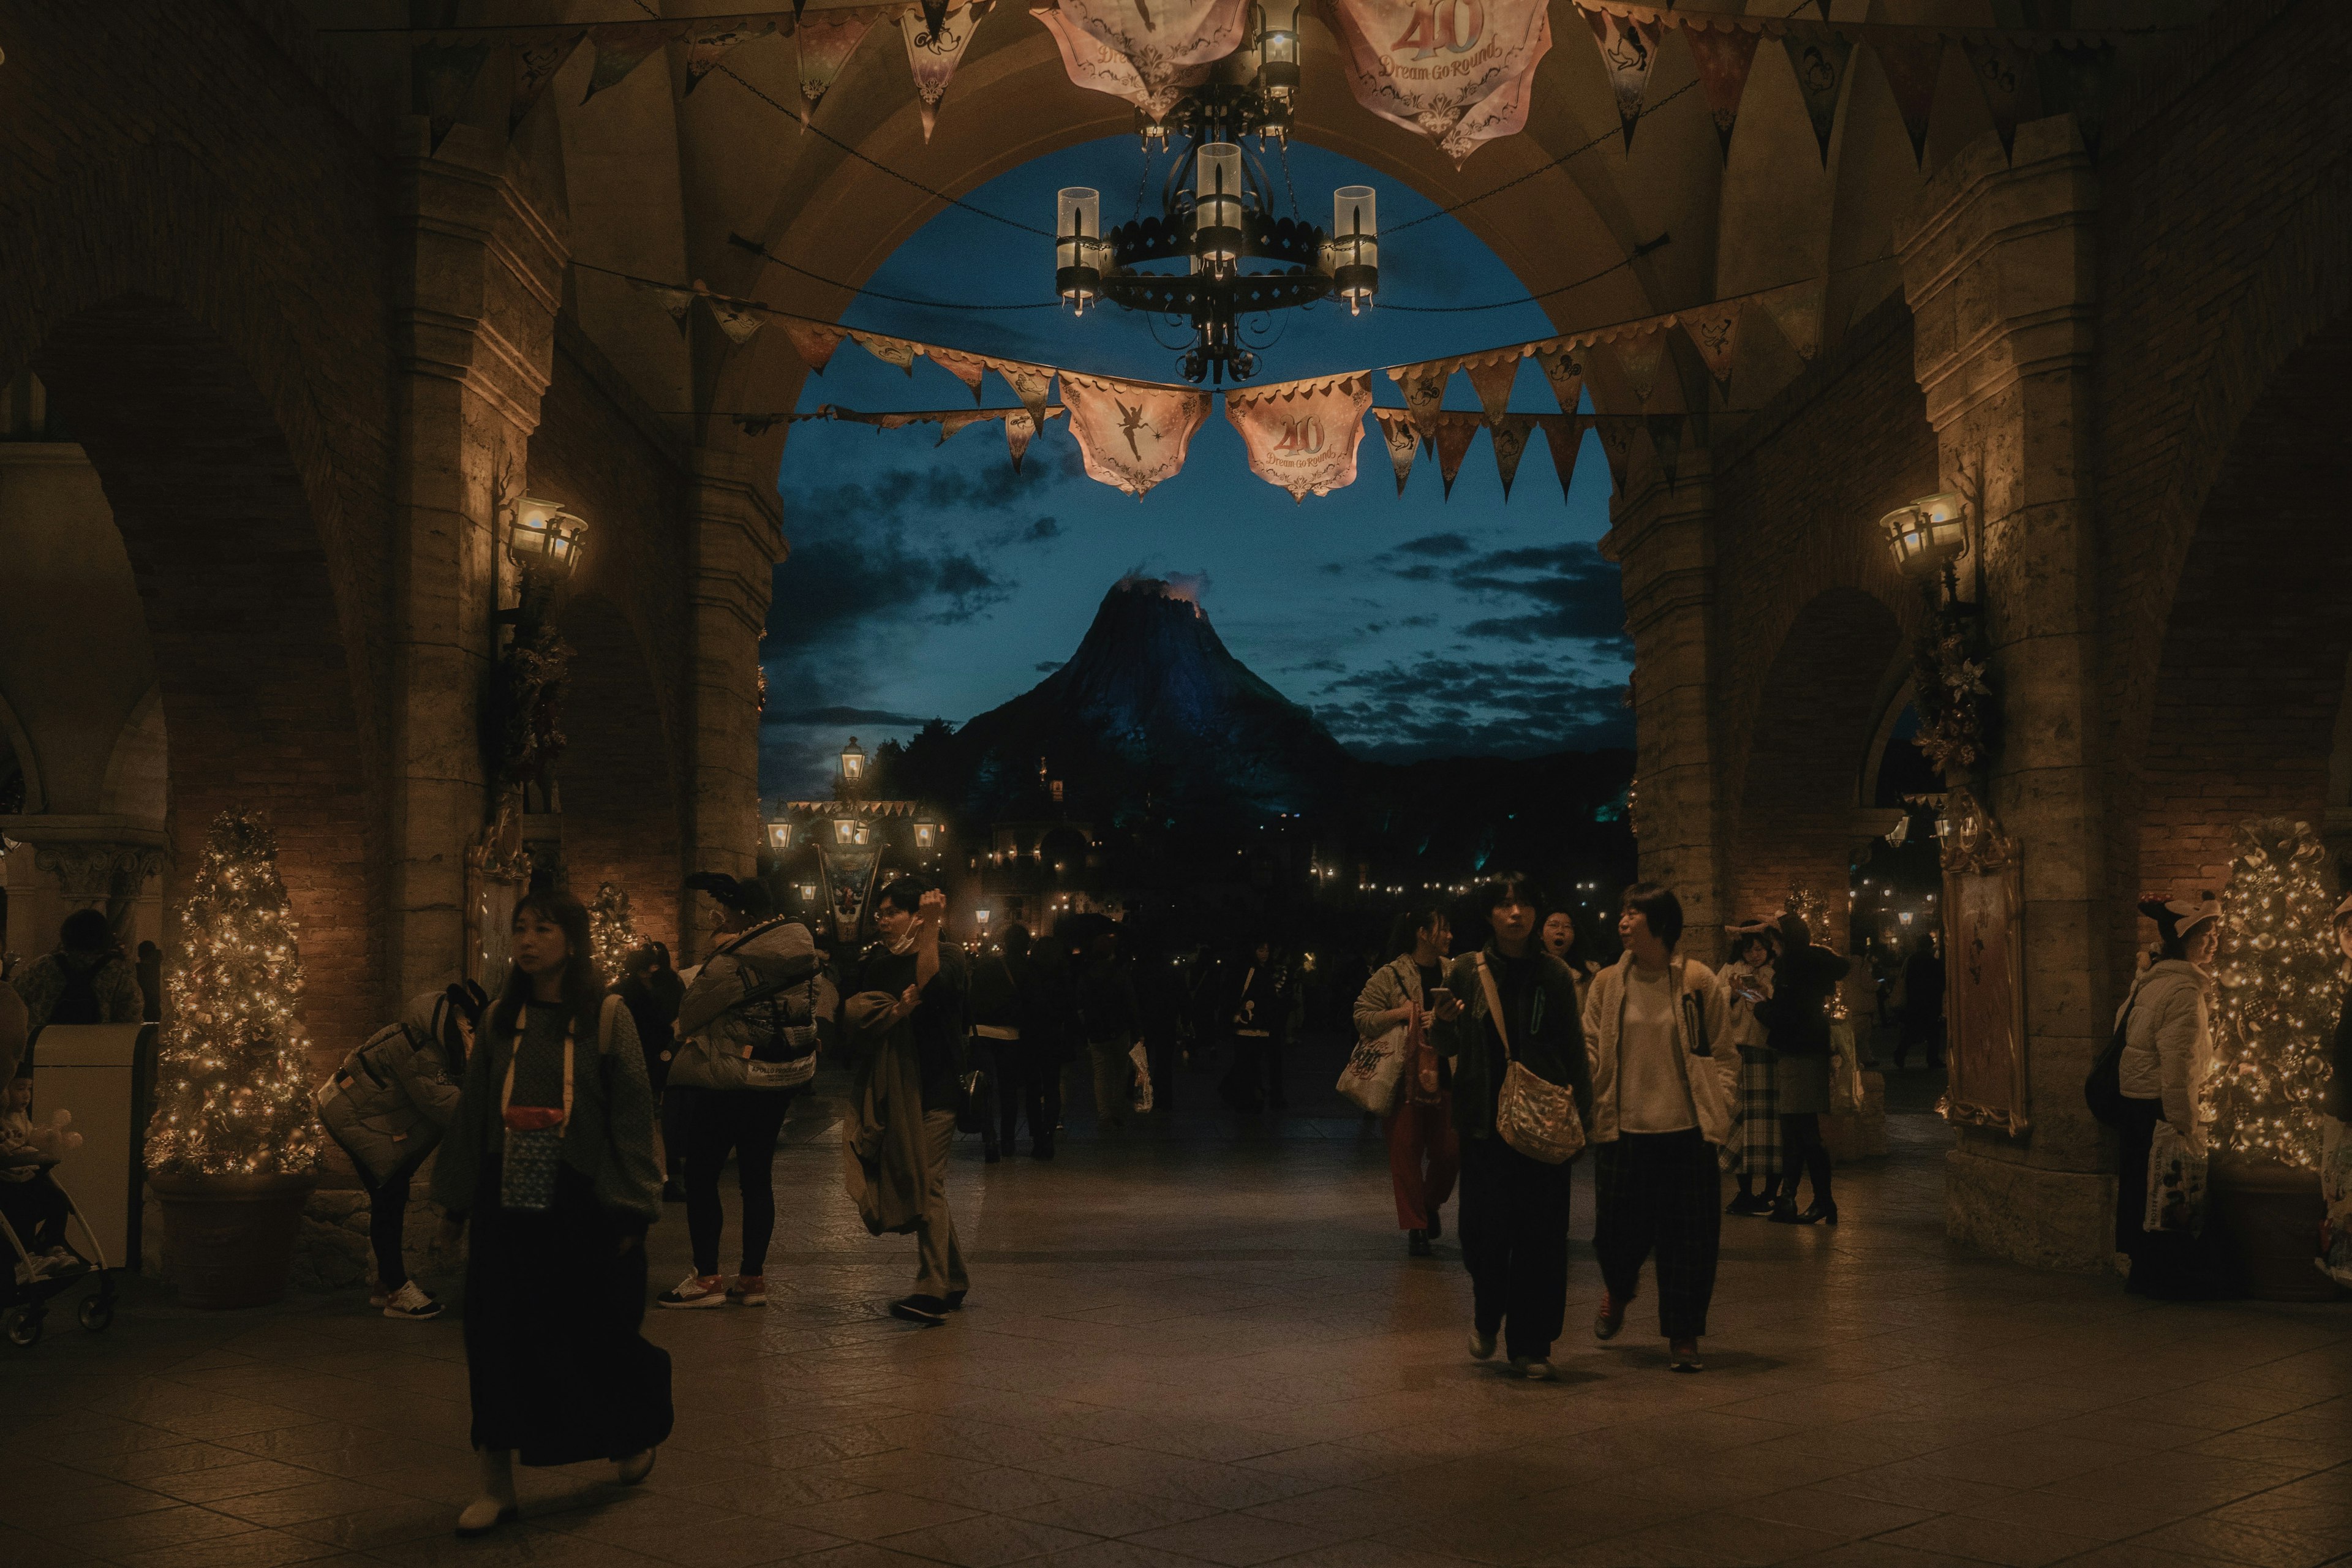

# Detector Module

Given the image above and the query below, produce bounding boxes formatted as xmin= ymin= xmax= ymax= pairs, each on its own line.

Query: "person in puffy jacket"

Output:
xmin=2114 ymin=892 xmax=2223 ymax=1299
xmin=317 ymin=981 xmax=485 ymax=1320
xmin=658 ymin=874 xmax=835 ymax=1310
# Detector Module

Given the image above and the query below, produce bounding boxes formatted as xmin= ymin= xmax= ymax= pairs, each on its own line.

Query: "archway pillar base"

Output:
xmin=1901 ymin=115 xmax=2113 ymax=1269
xmin=1604 ymin=458 xmax=1726 ymax=965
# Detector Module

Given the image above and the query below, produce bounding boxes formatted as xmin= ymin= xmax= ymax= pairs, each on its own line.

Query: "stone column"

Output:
xmin=388 ymin=123 xmax=565 ymax=1002
xmin=683 ymin=449 xmax=785 ymax=961
xmin=1898 ymin=116 xmax=2112 ymax=1269
xmin=1 ymin=821 xmax=166 ymax=960
xmin=1604 ymin=453 xmax=1727 ymax=965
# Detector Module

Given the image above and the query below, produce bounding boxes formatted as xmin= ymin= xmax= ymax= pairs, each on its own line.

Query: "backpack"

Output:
xmin=2085 ymin=986 xmax=2139 ymax=1128
xmin=50 ymin=958 xmax=105 ymax=1025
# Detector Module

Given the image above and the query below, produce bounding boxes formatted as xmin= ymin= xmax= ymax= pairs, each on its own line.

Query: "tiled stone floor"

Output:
xmin=5 ymin=1043 xmax=2348 ymax=1568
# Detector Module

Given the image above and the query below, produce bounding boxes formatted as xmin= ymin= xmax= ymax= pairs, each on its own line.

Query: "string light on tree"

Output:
xmin=2206 ymin=817 xmax=2337 ymax=1169
xmin=589 ymin=881 xmax=638 ymax=984
xmin=144 ymin=812 xmax=321 ymax=1179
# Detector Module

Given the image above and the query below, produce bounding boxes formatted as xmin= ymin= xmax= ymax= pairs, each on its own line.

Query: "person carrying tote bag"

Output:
xmin=1351 ymin=908 xmax=1464 ymax=1256
xmin=1439 ymin=878 xmax=1591 ymax=1381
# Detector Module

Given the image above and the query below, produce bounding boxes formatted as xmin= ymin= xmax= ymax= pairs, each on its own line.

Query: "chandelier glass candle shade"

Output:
xmin=1051 ymin=1 xmax=1376 ymax=384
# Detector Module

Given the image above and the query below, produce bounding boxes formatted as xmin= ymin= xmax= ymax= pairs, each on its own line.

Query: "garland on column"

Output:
xmin=589 ymin=881 xmax=638 ymax=985
xmin=144 ymin=812 xmax=321 ymax=1180
xmin=1910 ymin=601 xmax=1996 ymax=781
xmin=2207 ymin=818 xmax=2336 ymax=1169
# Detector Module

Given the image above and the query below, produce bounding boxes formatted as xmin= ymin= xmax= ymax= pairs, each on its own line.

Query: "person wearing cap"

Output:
xmin=2114 ymin=892 xmax=2224 ymax=1298
xmin=1714 ymin=919 xmax=1781 ymax=1218
xmin=659 ymin=873 xmax=834 ymax=1310
xmin=317 ymin=981 xmax=486 ymax=1320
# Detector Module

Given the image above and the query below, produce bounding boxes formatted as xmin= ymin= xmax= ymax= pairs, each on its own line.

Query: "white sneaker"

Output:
xmin=1468 ymin=1328 xmax=1497 ymax=1361
xmin=1511 ymin=1357 xmax=1556 ymax=1381
xmin=657 ymin=1272 xmax=727 ymax=1309
xmin=382 ymin=1281 xmax=442 ymax=1321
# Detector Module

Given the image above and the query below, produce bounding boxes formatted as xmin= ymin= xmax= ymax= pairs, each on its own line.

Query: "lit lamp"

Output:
xmin=507 ymin=496 xmax=589 ymax=581
xmin=1878 ymin=491 xmax=1969 ymax=599
xmin=1194 ymin=144 xmax=1245 ymax=267
xmin=1056 ymin=187 xmax=1104 ymax=314
xmin=839 ymin=736 xmax=867 ymax=787
xmin=765 ymin=821 xmax=793 ymax=850
xmin=976 ymin=909 xmax=990 ymax=927
xmin=833 ymin=818 xmax=856 ymax=844
xmin=798 ymin=882 xmax=818 ymax=902
xmin=1328 ymin=186 xmax=1378 ymax=315
xmin=1254 ymin=0 xmax=1301 ymax=97
xmin=914 ymin=821 xmax=937 ymax=849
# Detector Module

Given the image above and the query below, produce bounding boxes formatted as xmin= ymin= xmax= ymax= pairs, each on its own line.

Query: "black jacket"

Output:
xmin=845 ymin=946 xmax=968 ymax=1111
xmin=1754 ymin=941 xmax=1847 ymax=1058
xmin=1442 ymin=943 xmax=1593 ymax=1142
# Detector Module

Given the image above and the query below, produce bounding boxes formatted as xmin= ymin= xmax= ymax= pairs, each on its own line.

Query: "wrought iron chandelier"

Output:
xmin=1050 ymin=0 xmax=1378 ymax=385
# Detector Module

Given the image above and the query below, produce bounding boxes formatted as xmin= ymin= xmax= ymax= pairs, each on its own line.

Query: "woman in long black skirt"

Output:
xmin=432 ymin=889 xmax=671 ymax=1535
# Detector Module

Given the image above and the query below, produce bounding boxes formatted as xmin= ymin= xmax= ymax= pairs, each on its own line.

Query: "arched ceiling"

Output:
xmin=311 ymin=1 xmax=2197 ymax=488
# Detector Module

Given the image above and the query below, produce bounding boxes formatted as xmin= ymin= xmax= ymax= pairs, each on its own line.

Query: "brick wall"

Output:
xmin=1706 ymin=300 xmax=1938 ymax=941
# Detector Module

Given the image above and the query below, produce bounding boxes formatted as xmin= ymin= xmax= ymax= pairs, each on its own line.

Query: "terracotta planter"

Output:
xmin=149 ymin=1171 xmax=317 ymax=1309
xmin=2209 ymin=1159 xmax=2335 ymax=1302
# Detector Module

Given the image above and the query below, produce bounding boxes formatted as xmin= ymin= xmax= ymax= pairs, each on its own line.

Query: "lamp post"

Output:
xmin=1877 ymin=491 xmax=1970 ymax=606
xmin=486 ymin=472 xmax=590 ymax=797
xmin=838 ymin=736 xmax=867 ymax=794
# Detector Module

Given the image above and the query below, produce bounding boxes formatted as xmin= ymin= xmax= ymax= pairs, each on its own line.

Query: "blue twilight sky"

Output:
xmin=760 ymin=137 xmax=1632 ymax=799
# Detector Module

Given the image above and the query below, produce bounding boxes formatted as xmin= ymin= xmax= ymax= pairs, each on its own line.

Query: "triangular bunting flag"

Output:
xmin=989 ymin=359 xmax=1055 ymax=427
xmin=921 ymin=0 xmax=950 ymax=36
xmin=1782 ymin=32 xmax=1852 ymax=165
xmin=685 ymin=22 xmax=775 ymax=95
xmin=509 ymin=32 xmax=585 ymax=134
xmin=852 ymin=330 xmax=919 ymax=374
xmin=696 ymin=284 xmax=765 ymax=345
xmin=1490 ymin=415 xmax=1534 ymax=502
xmin=630 ymin=277 xmax=696 ymax=333
xmin=780 ymin=319 xmax=845 ymax=374
xmin=1534 ymin=345 xmax=1585 ymax=418
xmin=582 ymin=22 xmax=683 ymax=103
xmin=1374 ymin=409 xmax=1417 ymax=497
xmin=1540 ymin=415 xmax=1583 ymax=502
xmin=1387 ymin=360 xmax=1453 ymax=441
xmin=938 ymin=407 xmax=994 ymax=443
xmin=1585 ymin=7 xmax=1664 ymax=152
xmin=1600 ymin=325 xmax=1669 ymax=409
xmin=799 ymin=9 xmax=882 ymax=119
xmin=1872 ymin=38 xmax=1943 ymax=167
xmin=1678 ymin=300 xmax=1742 ymax=392
xmin=1645 ymin=413 xmax=1683 ymax=486
xmin=1681 ymin=26 xmax=1760 ymax=161
xmin=414 ymin=41 xmax=490 ymax=152
xmin=926 ymin=348 xmax=990 ymax=402
xmin=1757 ymin=279 xmax=1826 ymax=361
xmin=902 ymin=1 xmax=987 ymax=141
xmin=1962 ymin=39 xmax=2040 ymax=159
xmin=1595 ymin=417 xmax=1634 ymax=495
xmin=1463 ymin=353 xmax=1523 ymax=428
xmin=1433 ymin=413 xmax=1480 ymax=499
xmin=1003 ymin=409 xmax=1038 ymax=472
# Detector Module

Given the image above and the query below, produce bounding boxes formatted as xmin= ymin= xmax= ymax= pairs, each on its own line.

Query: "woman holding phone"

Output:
xmin=1353 ymin=907 xmax=1460 ymax=1256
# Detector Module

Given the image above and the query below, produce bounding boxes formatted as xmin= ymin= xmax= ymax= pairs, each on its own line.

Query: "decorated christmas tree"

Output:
xmin=2207 ymin=817 xmax=2337 ymax=1169
xmin=588 ymin=880 xmax=637 ymax=984
xmin=145 ymin=811 xmax=320 ymax=1178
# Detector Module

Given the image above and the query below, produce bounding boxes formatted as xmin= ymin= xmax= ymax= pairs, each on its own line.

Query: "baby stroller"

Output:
xmin=1 ymin=1164 xmax=117 ymax=1346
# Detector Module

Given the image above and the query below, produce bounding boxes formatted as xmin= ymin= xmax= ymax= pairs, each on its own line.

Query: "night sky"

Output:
xmin=760 ymin=137 xmax=1633 ymax=800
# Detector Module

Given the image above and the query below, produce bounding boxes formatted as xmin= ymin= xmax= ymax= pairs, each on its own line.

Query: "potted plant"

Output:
xmin=144 ymin=811 xmax=321 ymax=1308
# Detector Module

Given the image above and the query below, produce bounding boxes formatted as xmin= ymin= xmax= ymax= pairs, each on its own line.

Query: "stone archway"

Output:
xmin=1728 ymin=586 xmax=1909 ymax=947
xmin=2130 ymin=314 xmax=2352 ymax=914
xmin=33 ymin=296 xmax=382 ymax=1060
xmin=559 ymin=592 xmax=688 ymax=956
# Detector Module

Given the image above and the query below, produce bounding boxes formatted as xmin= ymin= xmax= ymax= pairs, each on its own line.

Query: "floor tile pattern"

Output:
xmin=4 ymin=1046 xmax=2346 ymax=1567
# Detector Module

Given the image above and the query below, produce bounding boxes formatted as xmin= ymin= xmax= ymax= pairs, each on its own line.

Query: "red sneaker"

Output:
xmin=728 ymin=1275 xmax=768 ymax=1306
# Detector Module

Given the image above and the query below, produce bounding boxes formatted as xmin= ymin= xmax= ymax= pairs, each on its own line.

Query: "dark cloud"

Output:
xmin=1310 ymin=655 xmax=1633 ymax=760
xmin=1400 ymin=613 xmax=1438 ymax=628
xmin=1393 ymin=532 xmax=1474 ymax=557
xmin=764 ymin=704 xmax=929 ymax=727
xmin=984 ymin=514 xmax=1061 ymax=548
xmin=1035 ymin=660 xmax=1065 ymax=673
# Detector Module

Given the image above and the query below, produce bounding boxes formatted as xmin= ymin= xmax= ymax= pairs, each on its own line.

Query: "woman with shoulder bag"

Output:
xmin=1354 ymin=907 xmax=1460 ymax=1257
xmin=658 ymin=875 xmax=835 ymax=1310
xmin=2113 ymin=892 xmax=2225 ymax=1300
xmin=1583 ymin=884 xmax=1735 ymax=1374
xmin=430 ymin=891 xmax=670 ymax=1537
xmin=1441 ymin=875 xmax=1591 ymax=1381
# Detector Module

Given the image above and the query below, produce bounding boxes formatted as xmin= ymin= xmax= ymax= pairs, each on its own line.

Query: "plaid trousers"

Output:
xmin=1593 ymin=1128 xmax=1722 ymax=1340
xmin=1726 ymin=1049 xmax=1782 ymax=1179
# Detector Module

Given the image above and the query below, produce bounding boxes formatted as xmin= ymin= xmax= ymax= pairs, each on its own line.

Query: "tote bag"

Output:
xmin=1336 ymin=1023 xmax=1409 ymax=1114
